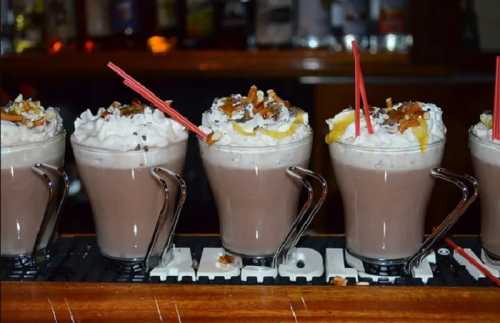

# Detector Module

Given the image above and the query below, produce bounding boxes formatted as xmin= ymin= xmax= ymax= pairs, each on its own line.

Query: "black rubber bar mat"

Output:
xmin=0 ymin=236 xmax=496 ymax=287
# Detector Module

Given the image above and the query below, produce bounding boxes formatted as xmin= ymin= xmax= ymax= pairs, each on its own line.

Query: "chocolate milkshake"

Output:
xmin=71 ymin=101 xmax=188 ymax=262
xmin=199 ymin=86 xmax=322 ymax=259
xmin=1 ymin=95 xmax=66 ymax=257
xmin=470 ymin=113 xmax=500 ymax=260
xmin=326 ymin=101 xmax=450 ymax=268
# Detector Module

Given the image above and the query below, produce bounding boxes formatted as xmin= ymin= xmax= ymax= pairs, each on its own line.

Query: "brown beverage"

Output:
xmin=200 ymin=135 xmax=312 ymax=257
xmin=1 ymin=133 xmax=66 ymax=256
xmin=72 ymin=139 xmax=187 ymax=261
xmin=332 ymin=154 xmax=441 ymax=259
xmin=470 ymin=132 xmax=500 ymax=259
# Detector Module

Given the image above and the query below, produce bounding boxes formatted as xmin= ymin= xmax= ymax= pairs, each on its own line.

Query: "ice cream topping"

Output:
xmin=471 ymin=111 xmax=499 ymax=144
xmin=1 ymin=95 xmax=63 ymax=146
xmin=72 ymin=100 xmax=188 ymax=151
xmin=200 ymin=85 xmax=311 ymax=146
xmin=325 ymin=99 xmax=446 ymax=151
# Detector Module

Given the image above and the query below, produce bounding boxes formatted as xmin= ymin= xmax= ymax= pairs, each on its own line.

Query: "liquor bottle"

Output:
xmin=214 ymin=0 xmax=252 ymax=49
xmin=460 ymin=0 xmax=479 ymax=51
xmin=109 ymin=0 xmax=145 ymax=49
xmin=84 ymin=0 xmax=112 ymax=51
xmin=149 ymin=0 xmax=180 ymax=53
xmin=341 ymin=0 xmax=369 ymax=51
xmin=1 ymin=0 xmax=14 ymax=55
xmin=182 ymin=0 xmax=215 ymax=48
xmin=293 ymin=0 xmax=332 ymax=49
xmin=376 ymin=0 xmax=412 ymax=52
xmin=11 ymin=0 xmax=45 ymax=53
xmin=45 ymin=0 xmax=77 ymax=53
xmin=255 ymin=0 xmax=293 ymax=48
xmin=329 ymin=0 xmax=345 ymax=51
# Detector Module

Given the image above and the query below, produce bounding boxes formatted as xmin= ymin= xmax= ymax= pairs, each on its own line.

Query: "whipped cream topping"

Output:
xmin=1 ymin=95 xmax=63 ymax=146
xmin=326 ymin=101 xmax=446 ymax=150
xmin=471 ymin=112 xmax=499 ymax=144
xmin=72 ymin=101 xmax=188 ymax=151
xmin=200 ymin=86 xmax=311 ymax=146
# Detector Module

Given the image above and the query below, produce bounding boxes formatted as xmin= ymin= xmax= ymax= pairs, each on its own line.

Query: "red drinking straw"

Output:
xmin=354 ymin=49 xmax=361 ymax=137
xmin=445 ymin=237 xmax=500 ymax=287
xmin=107 ymin=62 xmax=209 ymax=141
xmin=351 ymin=41 xmax=374 ymax=135
xmin=493 ymin=56 xmax=500 ymax=140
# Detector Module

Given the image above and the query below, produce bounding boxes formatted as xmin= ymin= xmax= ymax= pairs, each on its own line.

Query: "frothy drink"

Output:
xmin=330 ymin=143 xmax=443 ymax=259
xmin=1 ymin=96 xmax=65 ymax=257
xmin=199 ymin=86 xmax=314 ymax=258
xmin=200 ymin=137 xmax=311 ymax=256
xmin=469 ymin=122 xmax=500 ymax=259
xmin=72 ymin=142 xmax=186 ymax=260
xmin=326 ymin=101 xmax=448 ymax=264
xmin=1 ymin=136 xmax=65 ymax=256
xmin=71 ymin=102 xmax=188 ymax=262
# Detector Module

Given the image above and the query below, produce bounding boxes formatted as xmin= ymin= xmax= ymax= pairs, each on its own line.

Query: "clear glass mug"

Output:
xmin=199 ymin=134 xmax=327 ymax=267
xmin=71 ymin=137 xmax=188 ymax=271
xmin=469 ymin=131 xmax=500 ymax=262
xmin=328 ymin=139 xmax=478 ymax=275
xmin=1 ymin=132 xmax=69 ymax=267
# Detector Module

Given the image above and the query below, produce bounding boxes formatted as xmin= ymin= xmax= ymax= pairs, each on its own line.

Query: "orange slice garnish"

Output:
xmin=258 ymin=113 xmax=304 ymax=139
xmin=411 ymin=117 xmax=429 ymax=152
xmin=232 ymin=122 xmax=256 ymax=136
xmin=325 ymin=111 xmax=355 ymax=144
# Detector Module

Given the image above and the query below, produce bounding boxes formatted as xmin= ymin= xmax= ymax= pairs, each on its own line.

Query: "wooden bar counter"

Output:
xmin=1 ymin=282 xmax=499 ymax=322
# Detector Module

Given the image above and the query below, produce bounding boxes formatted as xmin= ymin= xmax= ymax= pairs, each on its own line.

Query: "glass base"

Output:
xmin=345 ymin=249 xmax=410 ymax=277
xmin=483 ymin=248 xmax=500 ymax=265
xmin=223 ymin=247 xmax=275 ymax=267
xmin=102 ymin=256 xmax=147 ymax=274
xmin=0 ymin=249 xmax=50 ymax=270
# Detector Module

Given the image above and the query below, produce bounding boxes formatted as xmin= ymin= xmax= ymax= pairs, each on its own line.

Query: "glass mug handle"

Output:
xmin=145 ymin=167 xmax=187 ymax=272
xmin=271 ymin=166 xmax=328 ymax=268
xmin=404 ymin=167 xmax=479 ymax=274
xmin=31 ymin=163 xmax=69 ymax=258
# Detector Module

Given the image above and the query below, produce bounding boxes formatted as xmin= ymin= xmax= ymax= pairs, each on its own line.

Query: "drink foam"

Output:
xmin=470 ymin=113 xmax=500 ymax=167
xmin=1 ymin=133 xmax=66 ymax=169
xmin=326 ymin=101 xmax=446 ymax=171
xmin=199 ymin=86 xmax=312 ymax=146
xmin=1 ymin=95 xmax=63 ymax=147
xmin=72 ymin=102 xmax=188 ymax=152
xmin=72 ymin=136 xmax=187 ymax=169
xmin=200 ymin=135 xmax=312 ymax=170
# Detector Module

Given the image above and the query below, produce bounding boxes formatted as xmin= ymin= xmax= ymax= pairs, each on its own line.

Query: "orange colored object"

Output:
xmin=107 ymin=62 xmax=208 ymax=141
xmin=445 ymin=237 xmax=500 ymax=287
xmin=48 ymin=41 xmax=63 ymax=54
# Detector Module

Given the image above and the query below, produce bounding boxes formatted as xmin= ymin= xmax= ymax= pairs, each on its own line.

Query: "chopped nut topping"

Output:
xmin=1 ymin=98 xmax=50 ymax=128
xmin=330 ymin=276 xmax=348 ymax=286
xmin=384 ymin=101 xmax=426 ymax=134
xmin=218 ymin=255 xmax=235 ymax=265
xmin=219 ymin=85 xmax=291 ymax=121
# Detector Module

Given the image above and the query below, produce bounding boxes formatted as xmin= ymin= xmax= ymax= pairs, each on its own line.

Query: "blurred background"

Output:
xmin=1 ymin=0 xmax=499 ymax=235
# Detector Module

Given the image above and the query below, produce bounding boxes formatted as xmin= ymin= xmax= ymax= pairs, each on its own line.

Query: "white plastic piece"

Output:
xmin=196 ymin=248 xmax=241 ymax=280
xmin=241 ymin=265 xmax=277 ymax=283
xmin=438 ymin=248 xmax=451 ymax=256
xmin=326 ymin=248 xmax=436 ymax=284
xmin=149 ymin=247 xmax=196 ymax=282
xmin=411 ymin=252 xmax=435 ymax=284
xmin=453 ymin=248 xmax=500 ymax=280
xmin=278 ymin=248 xmax=324 ymax=282
xmin=481 ymin=249 xmax=500 ymax=275
xmin=325 ymin=248 xmax=358 ymax=283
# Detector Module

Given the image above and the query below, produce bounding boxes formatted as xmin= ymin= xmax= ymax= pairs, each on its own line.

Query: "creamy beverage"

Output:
xmin=470 ymin=113 xmax=500 ymax=259
xmin=72 ymin=101 xmax=188 ymax=261
xmin=199 ymin=86 xmax=314 ymax=257
xmin=326 ymin=101 xmax=447 ymax=263
xmin=1 ymin=96 xmax=65 ymax=257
